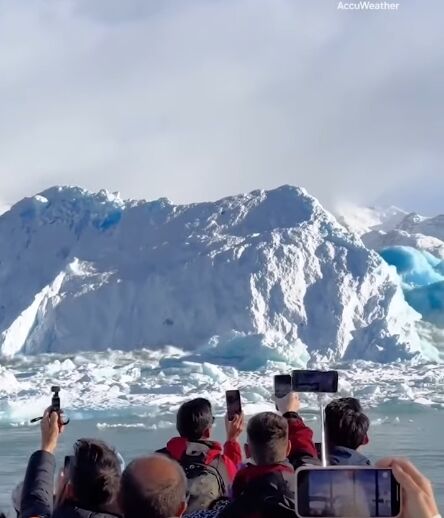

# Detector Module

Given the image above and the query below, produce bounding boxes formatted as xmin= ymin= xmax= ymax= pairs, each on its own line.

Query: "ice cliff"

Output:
xmin=0 ymin=185 xmax=427 ymax=364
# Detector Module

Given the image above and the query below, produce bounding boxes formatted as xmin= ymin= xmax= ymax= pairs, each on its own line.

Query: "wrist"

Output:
xmin=41 ymin=443 xmax=56 ymax=454
xmin=283 ymin=411 xmax=300 ymax=419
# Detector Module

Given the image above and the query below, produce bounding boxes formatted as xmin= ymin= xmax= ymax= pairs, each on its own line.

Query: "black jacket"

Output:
xmin=21 ymin=450 xmax=119 ymax=518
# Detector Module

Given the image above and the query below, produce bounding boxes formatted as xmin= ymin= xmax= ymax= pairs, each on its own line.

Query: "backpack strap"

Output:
xmin=207 ymin=454 xmax=228 ymax=495
xmin=181 ymin=443 xmax=229 ymax=496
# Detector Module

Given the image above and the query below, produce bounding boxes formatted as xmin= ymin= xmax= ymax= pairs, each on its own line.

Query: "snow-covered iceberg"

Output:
xmin=338 ymin=205 xmax=444 ymax=259
xmin=0 ymin=185 xmax=427 ymax=364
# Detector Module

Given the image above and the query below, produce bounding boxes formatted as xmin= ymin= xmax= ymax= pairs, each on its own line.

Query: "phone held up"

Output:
xmin=291 ymin=370 xmax=338 ymax=393
xmin=274 ymin=374 xmax=292 ymax=399
xmin=295 ymin=465 xmax=401 ymax=518
xmin=225 ymin=390 xmax=242 ymax=421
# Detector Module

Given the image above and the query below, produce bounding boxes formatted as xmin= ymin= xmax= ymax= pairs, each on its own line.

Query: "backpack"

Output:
xmin=219 ymin=470 xmax=296 ymax=518
xmin=178 ymin=442 xmax=230 ymax=513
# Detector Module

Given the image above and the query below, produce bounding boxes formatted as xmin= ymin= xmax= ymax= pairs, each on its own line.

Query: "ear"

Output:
xmin=202 ymin=427 xmax=211 ymax=439
xmin=244 ymin=443 xmax=251 ymax=459
xmin=177 ymin=500 xmax=187 ymax=517
xmin=362 ymin=434 xmax=369 ymax=446
xmin=286 ymin=439 xmax=292 ymax=456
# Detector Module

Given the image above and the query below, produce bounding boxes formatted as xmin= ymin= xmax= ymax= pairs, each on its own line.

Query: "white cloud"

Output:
xmin=0 ymin=0 xmax=443 ymax=211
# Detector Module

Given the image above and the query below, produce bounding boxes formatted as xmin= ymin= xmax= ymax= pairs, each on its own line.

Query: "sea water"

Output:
xmin=0 ymin=405 xmax=443 ymax=513
xmin=0 ymin=351 xmax=443 ymax=513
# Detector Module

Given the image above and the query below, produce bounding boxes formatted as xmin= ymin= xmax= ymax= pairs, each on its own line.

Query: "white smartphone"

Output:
xmin=295 ymin=466 xmax=401 ymax=518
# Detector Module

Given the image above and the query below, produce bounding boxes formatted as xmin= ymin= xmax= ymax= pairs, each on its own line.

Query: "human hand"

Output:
xmin=377 ymin=458 xmax=440 ymax=518
xmin=225 ymin=412 xmax=244 ymax=442
xmin=41 ymin=407 xmax=63 ymax=454
xmin=275 ymin=391 xmax=300 ymax=414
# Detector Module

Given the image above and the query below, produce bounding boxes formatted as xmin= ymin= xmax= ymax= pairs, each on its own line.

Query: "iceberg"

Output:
xmin=380 ymin=246 xmax=444 ymax=328
xmin=337 ymin=205 xmax=444 ymax=259
xmin=0 ymin=185 xmax=429 ymax=364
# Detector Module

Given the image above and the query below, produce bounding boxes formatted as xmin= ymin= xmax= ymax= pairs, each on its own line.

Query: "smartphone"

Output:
xmin=292 ymin=370 xmax=338 ymax=393
xmin=226 ymin=390 xmax=242 ymax=421
xmin=274 ymin=374 xmax=292 ymax=398
xmin=295 ymin=466 xmax=401 ymax=518
xmin=64 ymin=455 xmax=73 ymax=471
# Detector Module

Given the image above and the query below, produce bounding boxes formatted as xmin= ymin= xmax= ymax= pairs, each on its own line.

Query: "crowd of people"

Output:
xmin=6 ymin=392 xmax=441 ymax=518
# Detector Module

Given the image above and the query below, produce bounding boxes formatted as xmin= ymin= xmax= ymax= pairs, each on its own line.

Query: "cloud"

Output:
xmin=0 ymin=0 xmax=443 ymax=211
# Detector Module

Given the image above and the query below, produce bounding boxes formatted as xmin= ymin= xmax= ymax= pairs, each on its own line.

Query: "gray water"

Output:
xmin=0 ymin=403 xmax=443 ymax=514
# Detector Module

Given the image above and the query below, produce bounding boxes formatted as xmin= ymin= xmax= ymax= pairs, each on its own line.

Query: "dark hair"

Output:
xmin=325 ymin=397 xmax=369 ymax=450
xmin=176 ymin=398 xmax=213 ymax=441
xmin=247 ymin=412 xmax=289 ymax=465
xmin=70 ymin=439 xmax=121 ymax=509
xmin=120 ymin=456 xmax=187 ymax=518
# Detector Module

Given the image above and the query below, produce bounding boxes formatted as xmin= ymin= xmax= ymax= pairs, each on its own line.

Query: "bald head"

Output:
xmin=119 ymin=455 xmax=187 ymax=518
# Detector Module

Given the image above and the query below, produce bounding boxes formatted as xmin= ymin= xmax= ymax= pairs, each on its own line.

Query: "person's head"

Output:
xmin=246 ymin=412 xmax=291 ymax=465
xmin=119 ymin=455 xmax=187 ymax=518
xmin=176 ymin=398 xmax=214 ymax=441
xmin=325 ymin=397 xmax=370 ymax=450
xmin=61 ymin=439 xmax=122 ymax=510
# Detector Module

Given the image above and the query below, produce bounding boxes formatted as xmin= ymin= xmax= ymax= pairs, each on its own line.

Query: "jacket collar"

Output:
xmin=329 ymin=445 xmax=371 ymax=465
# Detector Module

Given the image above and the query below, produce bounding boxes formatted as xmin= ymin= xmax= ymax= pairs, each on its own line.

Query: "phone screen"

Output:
xmin=292 ymin=370 xmax=338 ymax=393
xmin=274 ymin=374 xmax=292 ymax=398
xmin=296 ymin=467 xmax=401 ymax=517
xmin=226 ymin=390 xmax=241 ymax=421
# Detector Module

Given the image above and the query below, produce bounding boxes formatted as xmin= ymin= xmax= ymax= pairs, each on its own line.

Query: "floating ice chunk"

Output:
xmin=146 ymin=420 xmax=174 ymax=430
xmin=0 ymin=367 xmax=19 ymax=393
xmin=372 ymin=417 xmax=389 ymax=426
xmin=202 ymin=363 xmax=228 ymax=383
xmin=97 ymin=422 xmax=147 ymax=430
xmin=199 ymin=332 xmax=309 ymax=371
xmin=45 ymin=359 xmax=76 ymax=375
xmin=414 ymin=397 xmax=434 ymax=406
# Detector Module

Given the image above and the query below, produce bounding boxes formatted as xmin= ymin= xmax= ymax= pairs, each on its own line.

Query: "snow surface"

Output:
xmin=335 ymin=204 xmax=408 ymax=237
xmin=0 ymin=185 xmax=427 ymax=364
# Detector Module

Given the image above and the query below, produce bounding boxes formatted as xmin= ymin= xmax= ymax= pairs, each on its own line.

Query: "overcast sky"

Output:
xmin=0 ymin=0 xmax=443 ymax=214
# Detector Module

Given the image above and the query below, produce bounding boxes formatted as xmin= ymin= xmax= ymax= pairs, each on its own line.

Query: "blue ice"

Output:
xmin=380 ymin=246 xmax=444 ymax=326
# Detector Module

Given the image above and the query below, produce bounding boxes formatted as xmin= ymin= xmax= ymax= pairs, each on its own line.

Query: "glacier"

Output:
xmin=0 ymin=185 xmax=428 ymax=364
xmin=380 ymin=246 xmax=444 ymax=328
xmin=338 ymin=204 xmax=444 ymax=259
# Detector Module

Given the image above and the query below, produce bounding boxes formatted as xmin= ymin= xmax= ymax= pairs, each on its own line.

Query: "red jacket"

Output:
xmin=286 ymin=413 xmax=318 ymax=459
xmin=164 ymin=437 xmax=242 ymax=481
